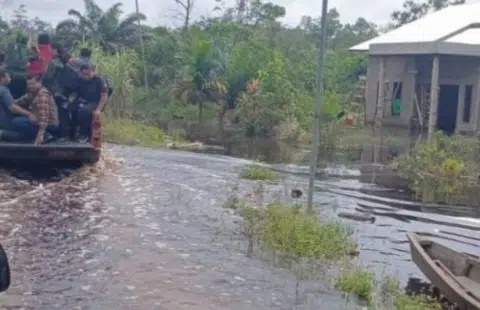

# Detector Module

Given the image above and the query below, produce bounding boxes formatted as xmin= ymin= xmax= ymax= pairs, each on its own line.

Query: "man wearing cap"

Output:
xmin=70 ymin=63 xmax=108 ymax=141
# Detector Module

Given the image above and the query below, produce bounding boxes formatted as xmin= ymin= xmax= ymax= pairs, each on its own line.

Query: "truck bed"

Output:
xmin=0 ymin=141 xmax=94 ymax=149
xmin=0 ymin=140 xmax=100 ymax=164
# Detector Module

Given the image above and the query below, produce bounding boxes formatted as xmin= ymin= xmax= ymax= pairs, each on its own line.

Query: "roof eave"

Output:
xmin=367 ymin=42 xmax=480 ymax=57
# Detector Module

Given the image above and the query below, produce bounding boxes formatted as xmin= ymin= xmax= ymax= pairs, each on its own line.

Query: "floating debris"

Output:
xmin=337 ymin=212 xmax=376 ymax=223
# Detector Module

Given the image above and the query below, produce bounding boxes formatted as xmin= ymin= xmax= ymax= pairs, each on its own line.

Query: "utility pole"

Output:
xmin=135 ymin=0 xmax=149 ymax=92
xmin=307 ymin=0 xmax=329 ymax=213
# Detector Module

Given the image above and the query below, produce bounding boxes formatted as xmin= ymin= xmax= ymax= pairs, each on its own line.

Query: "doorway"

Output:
xmin=437 ymin=85 xmax=459 ymax=135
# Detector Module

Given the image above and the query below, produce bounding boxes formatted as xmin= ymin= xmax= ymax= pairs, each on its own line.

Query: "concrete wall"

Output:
xmin=365 ymin=56 xmax=416 ymax=127
xmin=365 ymin=54 xmax=480 ymax=132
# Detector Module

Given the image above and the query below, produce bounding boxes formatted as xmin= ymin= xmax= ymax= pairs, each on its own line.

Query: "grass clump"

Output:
xmin=378 ymin=276 xmax=443 ymax=310
xmin=103 ymin=118 xmax=166 ymax=146
xmin=394 ymin=294 xmax=443 ymax=310
xmin=336 ymin=268 xmax=375 ymax=304
xmin=240 ymin=202 xmax=356 ymax=261
xmin=334 ymin=270 xmax=444 ymax=309
xmin=241 ymin=165 xmax=277 ymax=180
xmin=223 ymin=184 xmax=247 ymax=210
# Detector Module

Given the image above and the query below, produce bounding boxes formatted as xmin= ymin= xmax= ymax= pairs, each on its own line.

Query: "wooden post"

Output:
xmin=374 ymin=57 xmax=386 ymax=132
xmin=306 ymin=0 xmax=329 ymax=212
xmin=473 ymin=65 xmax=480 ymax=132
xmin=427 ymin=55 xmax=440 ymax=140
xmin=372 ymin=56 xmax=385 ymax=183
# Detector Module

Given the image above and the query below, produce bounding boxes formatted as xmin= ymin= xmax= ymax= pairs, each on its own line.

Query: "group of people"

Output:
xmin=0 ymin=33 xmax=111 ymax=145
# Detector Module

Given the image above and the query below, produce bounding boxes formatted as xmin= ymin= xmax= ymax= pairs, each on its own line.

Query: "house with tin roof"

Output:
xmin=350 ymin=3 xmax=480 ymax=137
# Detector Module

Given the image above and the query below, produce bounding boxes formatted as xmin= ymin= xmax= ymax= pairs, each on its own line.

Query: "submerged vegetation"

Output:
xmin=224 ymin=179 xmax=445 ymax=309
xmin=241 ymin=165 xmax=277 ymax=180
xmin=396 ymin=131 xmax=480 ymax=205
xmin=241 ymin=202 xmax=356 ymax=260
xmin=336 ymin=268 xmax=375 ymax=304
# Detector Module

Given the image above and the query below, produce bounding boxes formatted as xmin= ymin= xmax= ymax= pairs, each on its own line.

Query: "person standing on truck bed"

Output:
xmin=70 ymin=48 xmax=94 ymax=73
xmin=71 ymin=63 xmax=108 ymax=142
xmin=43 ymin=44 xmax=79 ymax=139
xmin=10 ymin=74 xmax=59 ymax=145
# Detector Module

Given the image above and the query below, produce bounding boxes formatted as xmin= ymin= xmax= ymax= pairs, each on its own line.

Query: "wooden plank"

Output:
xmin=456 ymin=277 xmax=480 ymax=297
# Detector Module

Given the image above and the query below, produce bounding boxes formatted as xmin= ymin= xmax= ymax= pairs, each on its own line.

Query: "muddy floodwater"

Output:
xmin=0 ymin=145 xmax=478 ymax=310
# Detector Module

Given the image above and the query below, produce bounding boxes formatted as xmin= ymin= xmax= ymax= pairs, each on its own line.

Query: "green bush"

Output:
xmin=396 ymin=131 xmax=480 ymax=204
xmin=240 ymin=202 xmax=356 ymax=261
xmin=336 ymin=268 xmax=375 ymax=304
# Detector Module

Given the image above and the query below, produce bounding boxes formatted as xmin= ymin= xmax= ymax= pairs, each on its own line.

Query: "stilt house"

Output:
xmin=350 ymin=3 xmax=480 ymax=136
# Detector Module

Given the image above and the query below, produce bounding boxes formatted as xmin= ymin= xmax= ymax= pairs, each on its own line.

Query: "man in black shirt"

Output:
xmin=0 ymin=68 xmax=14 ymax=130
xmin=0 ymin=68 xmax=24 ymax=142
xmin=71 ymin=63 xmax=108 ymax=141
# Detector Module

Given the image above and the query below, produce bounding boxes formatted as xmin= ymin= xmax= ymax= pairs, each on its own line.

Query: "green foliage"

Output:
xmin=396 ymin=131 xmax=480 ymax=204
xmin=334 ymin=270 xmax=443 ymax=309
xmin=240 ymin=202 xmax=357 ymax=261
xmin=55 ymin=0 xmax=147 ymax=50
xmin=223 ymin=184 xmax=247 ymax=210
xmin=335 ymin=268 xmax=375 ymax=304
xmin=234 ymin=52 xmax=301 ymax=137
xmin=394 ymin=294 xmax=443 ymax=310
xmin=3 ymin=0 xmax=466 ymax=164
xmin=102 ymin=118 xmax=166 ymax=146
xmin=241 ymin=165 xmax=277 ymax=180
xmin=0 ymin=0 xmax=380 ymax=147
xmin=380 ymin=277 xmax=442 ymax=310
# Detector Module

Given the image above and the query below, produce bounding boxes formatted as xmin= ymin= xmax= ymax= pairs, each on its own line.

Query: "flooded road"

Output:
xmin=0 ymin=145 xmax=478 ymax=310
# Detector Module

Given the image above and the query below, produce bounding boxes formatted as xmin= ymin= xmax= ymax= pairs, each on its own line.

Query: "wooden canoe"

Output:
xmin=407 ymin=232 xmax=480 ymax=310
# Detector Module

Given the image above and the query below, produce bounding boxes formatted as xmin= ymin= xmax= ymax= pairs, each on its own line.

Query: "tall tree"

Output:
xmin=390 ymin=0 xmax=465 ymax=28
xmin=170 ymin=36 xmax=227 ymax=122
xmin=10 ymin=5 xmax=30 ymax=31
xmin=56 ymin=0 xmax=147 ymax=50
xmin=173 ymin=0 xmax=194 ymax=33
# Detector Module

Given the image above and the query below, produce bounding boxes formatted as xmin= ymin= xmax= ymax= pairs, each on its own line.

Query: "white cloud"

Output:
xmin=1 ymin=0 xmax=479 ymax=28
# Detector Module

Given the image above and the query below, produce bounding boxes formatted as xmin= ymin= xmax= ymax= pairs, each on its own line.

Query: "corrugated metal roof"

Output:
xmin=350 ymin=3 xmax=480 ymax=51
xmin=446 ymin=28 xmax=480 ymax=44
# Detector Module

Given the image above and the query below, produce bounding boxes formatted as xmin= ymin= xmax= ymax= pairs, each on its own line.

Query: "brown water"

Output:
xmin=0 ymin=145 xmax=478 ymax=310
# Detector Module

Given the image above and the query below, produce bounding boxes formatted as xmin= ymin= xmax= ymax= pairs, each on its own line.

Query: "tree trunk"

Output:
xmin=198 ymin=101 xmax=203 ymax=123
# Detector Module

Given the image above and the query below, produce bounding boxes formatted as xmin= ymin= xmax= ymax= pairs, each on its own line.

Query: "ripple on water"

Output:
xmin=0 ymin=145 xmax=477 ymax=309
xmin=0 ymin=150 xmax=121 ymax=309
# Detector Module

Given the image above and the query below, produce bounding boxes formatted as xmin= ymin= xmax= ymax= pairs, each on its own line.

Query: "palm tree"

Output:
xmin=170 ymin=37 xmax=228 ymax=122
xmin=55 ymin=0 xmax=147 ymax=50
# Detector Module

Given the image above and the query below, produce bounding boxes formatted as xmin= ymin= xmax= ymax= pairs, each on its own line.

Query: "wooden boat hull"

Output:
xmin=407 ymin=233 xmax=480 ymax=310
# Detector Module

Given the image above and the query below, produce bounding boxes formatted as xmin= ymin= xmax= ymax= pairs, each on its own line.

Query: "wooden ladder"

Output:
xmin=353 ymin=76 xmax=367 ymax=106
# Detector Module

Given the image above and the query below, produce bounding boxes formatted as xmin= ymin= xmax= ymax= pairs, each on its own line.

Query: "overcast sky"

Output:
xmin=1 ymin=0 xmax=480 ymax=28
